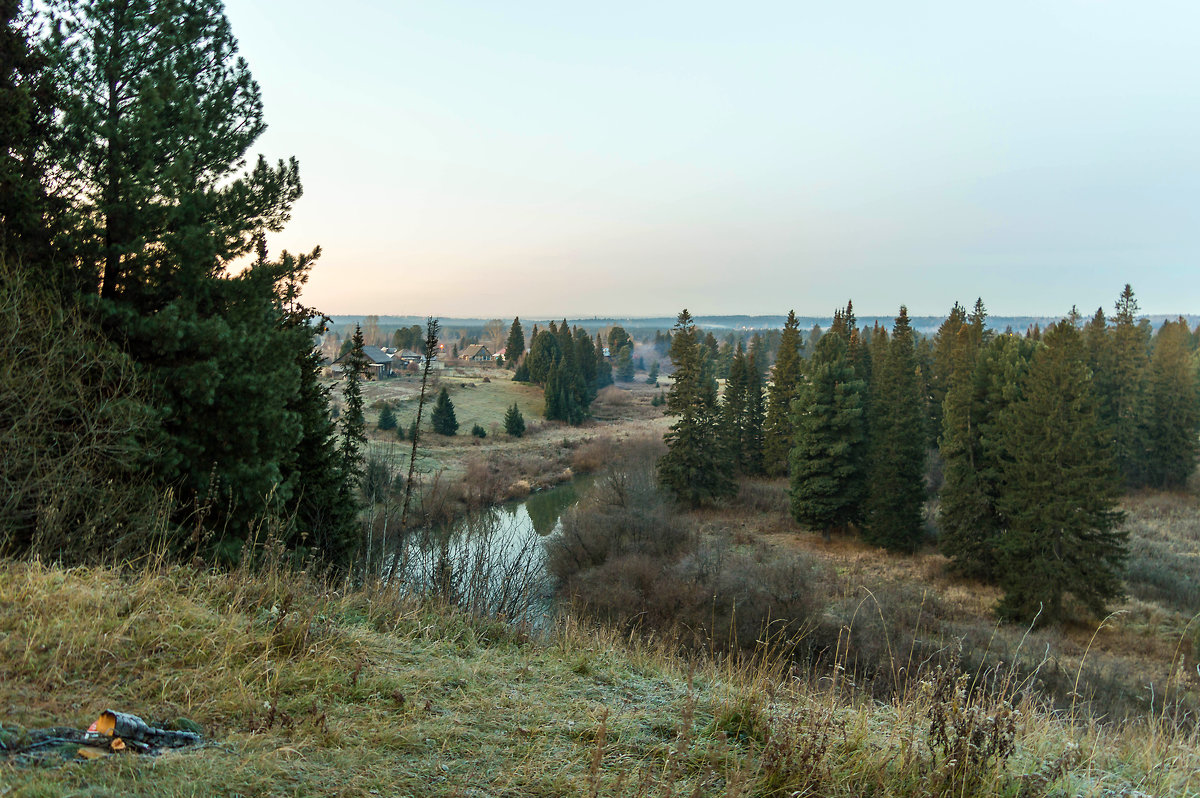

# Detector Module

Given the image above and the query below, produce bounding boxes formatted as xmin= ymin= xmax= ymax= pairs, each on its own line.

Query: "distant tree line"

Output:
xmin=658 ymin=287 xmax=1200 ymax=625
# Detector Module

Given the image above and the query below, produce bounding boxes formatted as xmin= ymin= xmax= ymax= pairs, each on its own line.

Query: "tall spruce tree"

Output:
xmin=339 ymin=325 xmax=368 ymax=489
xmin=1106 ymin=285 xmax=1153 ymax=487
xmin=1147 ymin=318 xmax=1200 ymax=488
xmin=928 ymin=302 xmax=967 ymax=447
xmin=763 ymin=310 xmax=804 ymax=476
xmin=658 ymin=309 xmax=734 ymax=507
xmin=994 ymin=321 xmax=1126 ymax=625
xmin=504 ymin=316 xmax=524 ymax=366
xmin=862 ymin=308 xmax=926 ymax=552
xmin=937 ymin=331 xmax=1034 ymax=580
xmin=789 ymin=325 xmax=867 ymax=539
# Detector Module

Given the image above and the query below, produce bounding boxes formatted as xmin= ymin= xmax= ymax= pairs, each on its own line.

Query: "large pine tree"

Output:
xmin=789 ymin=325 xmax=867 ymax=539
xmin=862 ymin=307 xmax=926 ymax=552
xmin=658 ymin=309 xmax=734 ymax=507
xmin=763 ymin=310 xmax=804 ymax=476
xmin=994 ymin=321 xmax=1126 ymax=625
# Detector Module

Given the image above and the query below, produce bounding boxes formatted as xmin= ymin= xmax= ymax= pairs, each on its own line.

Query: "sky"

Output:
xmin=222 ymin=0 xmax=1200 ymax=319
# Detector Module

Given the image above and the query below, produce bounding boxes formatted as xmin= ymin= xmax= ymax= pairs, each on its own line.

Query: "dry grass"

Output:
xmin=1 ymin=559 xmax=1197 ymax=796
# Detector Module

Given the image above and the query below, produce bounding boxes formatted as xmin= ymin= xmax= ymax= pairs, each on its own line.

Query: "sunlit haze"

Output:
xmin=223 ymin=1 xmax=1200 ymax=319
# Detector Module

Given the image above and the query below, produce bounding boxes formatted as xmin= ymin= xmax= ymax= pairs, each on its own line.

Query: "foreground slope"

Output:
xmin=0 ymin=560 xmax=1196 ymax=797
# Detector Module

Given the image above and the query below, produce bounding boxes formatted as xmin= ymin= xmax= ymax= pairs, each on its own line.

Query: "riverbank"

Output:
xmin=2 ymin=558 xmax=1197 ymax=796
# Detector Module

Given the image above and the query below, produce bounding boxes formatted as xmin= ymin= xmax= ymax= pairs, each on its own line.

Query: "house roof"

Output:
xmin=360 ymin=346 xmax=393 ymax=365
xmin=461 ymin=344 xmax=490 ymax=358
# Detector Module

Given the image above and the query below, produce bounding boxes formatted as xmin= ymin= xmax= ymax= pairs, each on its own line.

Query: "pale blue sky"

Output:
xmin=224 ymin=1 xmax=1200 ymax=318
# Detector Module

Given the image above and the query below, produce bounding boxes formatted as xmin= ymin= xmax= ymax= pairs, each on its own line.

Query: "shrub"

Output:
xmin=471 ymin=424 xmax=487 ymax=438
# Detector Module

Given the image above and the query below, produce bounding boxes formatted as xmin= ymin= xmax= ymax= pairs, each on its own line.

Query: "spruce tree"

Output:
xmin=377 ymin=404 xmax=397 ymax=431
xmin=658 ymin=309 xmax=735 ymax=507
xmin=1106 ymin=285 xmax=1152 ymax=487
xmin=1147 ymin=318 xmax=1200 ymax=488
xmin=431 ymin=387 xmax=459 ymax=436
xmin=994 ymin=321 xmax=1126 ymax=625
xmin=763 ymin=310 xmax=804 ymax=476
xmin=722 ymin=342 xmax=749 ymax=470
xmin=504 ymin=403 xmax=526 ymax=437
xmin=594 ymin=332 xmax=613 ymax=390
xmin=862 ymin=307 xmax=926 ymax=552
xmin=339 ymin=325 xmax=369 ymax=487
xmin=789 ymin=326 xmax=867 ymax=539
xmin=505 ymin=316 xmax=525 ymax=367
xmin=929 ymin=302 xmax=967 ymax=447
xmin=615 ymin=343 xmax=634 ymax=381
xmin=938 ymin=332 xmax=1034 ymax=581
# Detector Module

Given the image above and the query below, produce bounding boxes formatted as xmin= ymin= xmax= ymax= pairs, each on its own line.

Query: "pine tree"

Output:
xmin=789 ymin=326 xmax=867 ymax=539
xmin=339 ymin=325 xmax=368 ymax=487
xmin=431 ymin=387 xmax=458 ymax=436
xmin=1147 ymin=318 xmax=1200 ymax=488
xmin=658 ymin=309 xmax=735 ymax=507
xmin=377 ymin=404 xmax=397 ymax=431
xmin=862 ymin=307 xmax=926 ymax=552
xmin=504 ymin=403 xmax=526 ymax=437
xmin=763 ymin=310 xmax=804 ymax=476
xmin=505 ymin=316 xmax=524 ymax=367
xmin=994 ymin=321 xmax=1126 ymax=625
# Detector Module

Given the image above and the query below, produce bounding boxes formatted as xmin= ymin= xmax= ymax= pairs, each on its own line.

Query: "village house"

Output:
xmin=460 ymin=344 xmax=493 ymax=362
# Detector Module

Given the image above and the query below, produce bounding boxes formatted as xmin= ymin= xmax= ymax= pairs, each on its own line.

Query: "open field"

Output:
xmin=333 ymin=366 xmax=669 ymax=491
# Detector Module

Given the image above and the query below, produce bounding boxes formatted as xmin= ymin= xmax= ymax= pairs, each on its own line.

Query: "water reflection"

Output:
xmin=387 ymin=477 xmax=591 ymax=626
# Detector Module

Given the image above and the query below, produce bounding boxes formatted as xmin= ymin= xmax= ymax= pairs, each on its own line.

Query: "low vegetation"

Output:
xmin=2 ymin=558 xmax=1197 ymax=797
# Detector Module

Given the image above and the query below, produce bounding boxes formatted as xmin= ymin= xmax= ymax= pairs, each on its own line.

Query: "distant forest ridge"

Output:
xmin=326 ymin=313 xmax=1200 ymax=336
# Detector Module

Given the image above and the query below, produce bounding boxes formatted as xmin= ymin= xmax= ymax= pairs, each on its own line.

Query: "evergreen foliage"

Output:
xmin=614 ymin=343 xmax=634 ymax=381
xmin=1147 ymin=318 xmax=1200 ymax=488
xmin=471 ymin=423 xmax=486 ymax=438
xmin=788 ymin=324 xmax=867 ymax=539
xmin=1 ymin=0 xmax=361 ymax=563
xmin=658 ymin=309 xmax=735 ymax=507
xmin=339 ymin=325 xmax=369 ymax=487
xmin=862 ymin=308 xmax=926 ymax=552
xmin=431 ymin=387 xmax=458 ymax=436
xmin=763 ymin=310 xmax=804 ymax=477
xmin=377 ymin=403 xmax=397 ymax=431
xmin=994 ymin=321 xmax=1126 ymax=625
xmin=505 ymin=317 xmax=524 ymax=367
xmin=937 ymin=333 xmax=1033 ymax=580
xmin=722 ymin=343 xmax=765 ymax=475
xmin=504 ymin=403 xmax=526 ymax=437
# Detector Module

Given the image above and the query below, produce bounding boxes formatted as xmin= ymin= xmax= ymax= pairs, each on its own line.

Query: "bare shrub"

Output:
xmin=570 ymin=436 xmax=617 ymax=473
xmin=594 ymin=385 xmax=632 ymax=406
xmin=736 ymin=480 xmax=789 ymax=515
xmin=0 ymin=264 xmax=159 ymax=561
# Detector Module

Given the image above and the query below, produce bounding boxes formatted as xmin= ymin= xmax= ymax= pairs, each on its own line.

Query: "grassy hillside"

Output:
xmin=2 ymin=559 xmax=1197 ymax=797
